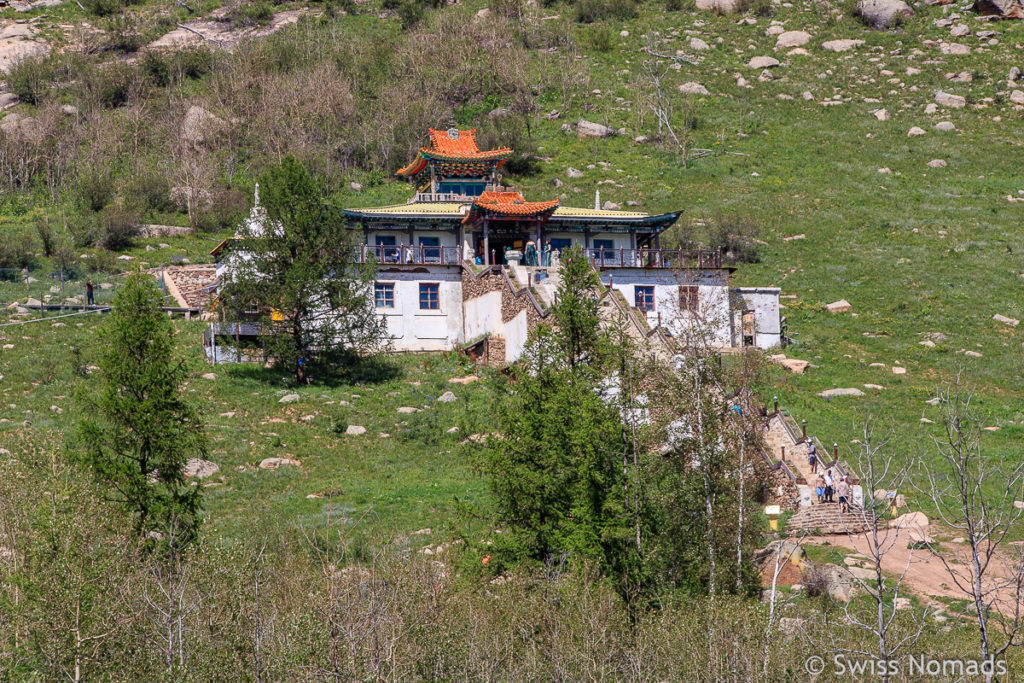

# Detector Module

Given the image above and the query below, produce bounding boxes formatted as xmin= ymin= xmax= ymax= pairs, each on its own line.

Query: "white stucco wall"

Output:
xmin=733 ymin=287 xmax=782 ymax=349
xmin=463 ymin=290 xmax=502 ymax=342
xmin=600 ymin=269 xmax=733 ymax=348
xmin=374 ymin=268 xmax=463 ymax=351
xmin=504 ymin=309 xmax=529 ymax=363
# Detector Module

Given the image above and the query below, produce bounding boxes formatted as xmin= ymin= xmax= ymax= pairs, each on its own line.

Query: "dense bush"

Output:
xmin=229 ymin=1 xmax=274 ymax=27
xmin=6 ymin=55 xmax=53 ymax=105
xmin=574 ymin=0 xmax=639 ymax=22
xmin=99 ymin=204 xmax=142 ymax=250
xmin=78 ymin=168 xmax=115 ymax=213
xmin=0 ymin=230 xmax=35 ymax=270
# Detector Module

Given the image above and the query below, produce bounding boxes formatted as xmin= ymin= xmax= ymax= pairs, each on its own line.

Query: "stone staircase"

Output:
xmin=786 ymin=504 xmax=871 ymax=535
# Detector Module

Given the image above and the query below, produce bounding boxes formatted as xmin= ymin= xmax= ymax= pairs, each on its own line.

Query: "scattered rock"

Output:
xmin=576 ymin=118 xmax=617 ymax=138
xmin=857 ymin=0 xmax=914 ymax=28
xmin=892 ymin=366 xmax=907 ymax=375
xmin=437 ymin=391 xmax=457 ymax=403
xmin=873 ymin=108 xmax=890 ymax=121
xmin=864 ymin=383 xmax=885 ymax=390
xmin=279 ymin=393 xmax=299 ymax=404
xmin=695 ymin=0 xmax=742 ymax=12
xmin=964 ymin=350 xmax=983 ymax=357
xmin=678 ymin=82 xmax=710 ymax=95
xmin=826 ymin=299 xmax=853 ymax=313
xmin=566 ymin=167 xmax=584 ymax=179
xmin=925 ymin=397 xmax=941 ymax=405
xmin=690 ymin=37 xmax=711 ymax=51
xmin=818 ymin=388 xmax=866 ymax=398
xmin=920 ymin=340 xmax=936 ymax=348
xmin=822 ymin=564 xmax=858 ymax=603
xmin=349 ymin=181 xmax=363 ymax=192
xmin=940 ymin=42 xmax=971 ymax=55
xmin=449 ymin=375 xmax=479 ymax=384
xmin=487 ymin=107 xmax=510 ymax=120
xmin=822 ymin=39 xmax=865 ymax=52
xmin=895 ymin=597 xmax=913 ymax=610
xmin=889 ymin=511 xmax=929 ymax=530
xmin=935 ymin=121 xmax=956 ymax=132
xmin=259 ymin=457 xmax=299 ymax=470
xmin=184 ymin=458 xmax=220 ymax=479
xmin=776 ymin=30 xmax=811 ymax=48
xmin=201 ymin=373 xmax=216 ymax=380
xmin=935 ymin=91 xmax=966 ymax=108
xmin=783 ymin=233 xmax=806 ymax=241
xmin=747 ymin=56 xmax=780 ymax=69
xmin=446 ymin=426 xmax=460 ymax=434
xmin=926 ymin=159 xmax=947 ymax=168
xmin=993 ymin=314 xmax=1020 ymax=327
xmin=345 ymin=425 xmax=366 ymax=436
xmin=907 ymin=126 xmax=926 ymax=136
xmin=181 ymin=105 xmax=227 ymax=148
xmin=397 ymin=406 xmax=421 ymax=414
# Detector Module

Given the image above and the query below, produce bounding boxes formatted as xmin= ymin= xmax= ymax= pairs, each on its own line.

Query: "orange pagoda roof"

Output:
xmin=463 ymin=191 xmax=560 ymax=223
xmin=397 ymin=128 xmax=512 ymax=178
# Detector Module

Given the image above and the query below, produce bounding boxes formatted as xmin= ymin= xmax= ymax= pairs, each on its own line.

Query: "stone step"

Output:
xmin=786 ymin=504 xmax=871 ymax=535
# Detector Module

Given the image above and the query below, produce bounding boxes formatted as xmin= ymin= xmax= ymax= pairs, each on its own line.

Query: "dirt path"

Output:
xmin=807 ymin=529 xmax=1020 ymax=614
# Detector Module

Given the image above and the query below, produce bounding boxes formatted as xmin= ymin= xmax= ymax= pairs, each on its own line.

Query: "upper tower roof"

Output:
xmin=397 ymin=128 xmax=512 ymax=179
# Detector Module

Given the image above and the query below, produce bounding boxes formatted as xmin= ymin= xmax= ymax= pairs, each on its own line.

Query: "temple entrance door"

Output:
xmin=478 ymin=233 xmax=528 ymax=264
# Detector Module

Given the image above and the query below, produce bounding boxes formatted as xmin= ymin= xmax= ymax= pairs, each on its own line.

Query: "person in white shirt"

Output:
xmin=824 ymin=470 xmax=835 ymax=503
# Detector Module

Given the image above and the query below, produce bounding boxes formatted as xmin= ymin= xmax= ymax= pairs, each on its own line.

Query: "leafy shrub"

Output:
xmin=128 ymin=169 xmax=174 ymax=214
xmin=705 ymin=212 xmax=762 ymax=265
xmin=69 ymin=214 xmax=101 ymax=248
xmin=176 ymin=47 xmax=215 ymax=80
xmin=103 ymin=14 xmax=145 ymax=53
xmin=574 ymin=0 xmax=638 ymax=23
xmin=586 ymin=25 xmax=614 ymax=53
xmin=141 ymin=51 xmax=171 ymax=88
xmin=397 ymin=0 xmax=424 ymax=28
xmin=77 ymin=62 xmax=137 ymax=109
xmin=0 ymin=231 xmax=34 ymax=270
xmin=99 ymin=204 xmax=141 ymax=250
xmin=195 ymin=188 xmax=247 ymax=233
xmin=230 ymin=1 xmax=274 ymax=27
xmin=84 ymin=0 xmax=123 ymax=17
xmin=79 ymin=168 xmax=115 ymax=213
xmin=35 ymin=218 xmax=55 ymax=257
xmin=6 ymin=55 xmax=53 ymax=105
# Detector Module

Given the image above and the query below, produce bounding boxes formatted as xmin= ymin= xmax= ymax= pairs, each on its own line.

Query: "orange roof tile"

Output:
xmin=397 ymin=128 xmax=513 ymax=177
xmin=427 ymin=128 xmax=510 ymax=159
xmin=471 ymin=191 xmax=560 ymax=217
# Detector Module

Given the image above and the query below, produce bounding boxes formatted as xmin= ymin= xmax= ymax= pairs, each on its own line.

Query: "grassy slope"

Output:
xmin=1 ymin=0 xmax=1023 ymax=540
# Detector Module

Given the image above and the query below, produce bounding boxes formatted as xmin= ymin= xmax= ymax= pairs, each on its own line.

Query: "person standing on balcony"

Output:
xmin=86 ymin=278 xmax=94 ymax=306
xmin=543 ymin=242 xmax=552 ymax=267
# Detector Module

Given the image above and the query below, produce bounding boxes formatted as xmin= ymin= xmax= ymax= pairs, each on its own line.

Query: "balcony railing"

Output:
xmin=357 ymin=244 xmax=463 ymax=266
xmin=409 ymin=185 xmax=511 ymax=204
xmin=584 ymin=247 xmax=722 ymax=269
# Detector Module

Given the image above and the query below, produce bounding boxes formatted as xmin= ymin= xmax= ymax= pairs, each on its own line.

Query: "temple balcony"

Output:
xmin=410 ymin=184 xmax=512 ymax=204
xmin=356 ymin=244 xmax=464 ymax=266
xmin=585 ymin=247 xmax=722 ymax=270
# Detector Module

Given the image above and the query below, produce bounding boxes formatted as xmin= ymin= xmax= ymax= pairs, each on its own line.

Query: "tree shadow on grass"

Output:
xmin=223 ymin=352 xmax=402 ymax=388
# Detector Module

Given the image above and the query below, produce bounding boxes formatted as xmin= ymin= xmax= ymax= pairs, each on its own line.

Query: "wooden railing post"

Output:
xmin=801 ymin=419 xmax=807 ymax=439
xmin=773 ymin=395 xmax=778 ymax=413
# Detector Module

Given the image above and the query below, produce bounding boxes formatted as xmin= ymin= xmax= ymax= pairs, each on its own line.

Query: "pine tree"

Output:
xmin=221 ymin=155 xmax=389 ymax=379
xmin=77 ymin=271 xmax=206 ymax=546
